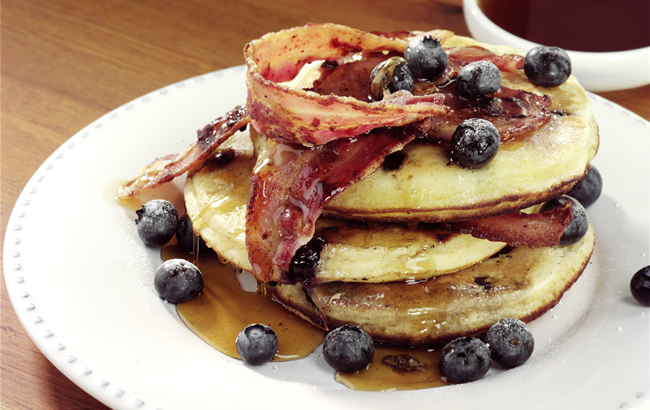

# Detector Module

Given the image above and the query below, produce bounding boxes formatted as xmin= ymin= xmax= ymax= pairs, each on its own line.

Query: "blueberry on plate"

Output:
xmin=439 ymin=336 xmax=491 ymax=383
xmin=456 ymin=60 xmax=502 ymax=101
xmin=323 ymin=325 xmax=374 ymax=373
xmin=404 ymin=36 xmax=448 ymax=80
xmin=236 ymin=324 xmax=278 ymax=366
xmin=539 ymin=195 xmax=588 ymax=245
xmin=154 ymin=259 xmax=204 ymax=303
xmin=524 ymin=46 xmax=571 ymax=87
xmin=485 ymin=318 xmax=534 ymax=368
xmin=135 ymin=199 xmax=178 ymax=247
xmin=450 ymin=118 xmax=500 ymax=169
xmin=630 ymin=266 xmax=650 ymax=306
xmin=567 ymin=165 xmax=603 ymax=208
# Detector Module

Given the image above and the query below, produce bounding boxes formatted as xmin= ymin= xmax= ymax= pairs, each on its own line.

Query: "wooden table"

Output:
xmin=2 ymin=0 xmax=648 ymax=408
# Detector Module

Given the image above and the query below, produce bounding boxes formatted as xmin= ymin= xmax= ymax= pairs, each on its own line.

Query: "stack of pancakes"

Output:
xmin=183 ymin=35 xmax=598 ymax=347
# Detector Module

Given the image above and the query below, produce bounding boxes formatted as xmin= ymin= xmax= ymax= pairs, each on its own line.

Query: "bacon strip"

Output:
xmin=444 ymin=201 xmax=574 ymax=248
xmin=446 ymin=46 xmax=524 ymax=74
xmin=418 ymin=47 xmax=549 ymax=143
xmin=422 ymin=86 xmax=552 ymax=143
xmin=245 ymin=23 xmax=451 ymax=147
xmin=246 ymin=125 xmax=419 ymax=284
xmin=308 ymin=54 xmax=551 ymax=144
xmin=117 ymin=105 xmax=249 ymax=198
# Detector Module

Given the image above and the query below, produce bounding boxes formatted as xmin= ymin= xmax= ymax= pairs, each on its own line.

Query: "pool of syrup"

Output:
xmin=163 ymin=242 xmax=451 ymax=391
xmin=478 ymin=0 xmax=650 ymax=52
xmin=337 ymin=346 xmax=450 ymax=391
xmin=163 ymin=244 xmax=324 ymax=361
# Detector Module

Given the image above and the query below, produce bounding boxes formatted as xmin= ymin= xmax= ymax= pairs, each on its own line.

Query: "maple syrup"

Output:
xmin=162 ymin=242 xmax=452 ymax=390
xmin=336 ymin=346 xmax=450 ymax=391
xmin=478 ymin=0 xmax=650 ymax=52
xmin=162 ymin=244 xmax=324 ymax=361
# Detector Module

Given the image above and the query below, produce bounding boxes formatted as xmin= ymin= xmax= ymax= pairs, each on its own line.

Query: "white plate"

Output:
xmin=4 ymin=66 xmax=649 ymax=410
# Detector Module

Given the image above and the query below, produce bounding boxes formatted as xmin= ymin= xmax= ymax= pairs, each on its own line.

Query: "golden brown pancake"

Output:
xmin=325 ymin=113 xmax=598 ymax=222
xmin=184 ymin=130 xmax=507 ymax=284
xmin=266 ymin=225 xmax=595 ymax=347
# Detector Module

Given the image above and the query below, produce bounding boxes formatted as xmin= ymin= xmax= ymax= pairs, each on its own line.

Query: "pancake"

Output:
xmin=182 ymin=29 xmax=598 ymax=348
xmin=266 ymin=225 xmax=595 ymax=347
xmin=325 ymin=113 xmax=598 ymax=222
xmin=184 ymin=130 xmax=507 ymax=284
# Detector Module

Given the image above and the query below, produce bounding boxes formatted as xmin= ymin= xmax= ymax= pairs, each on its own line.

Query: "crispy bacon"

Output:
xmin=117 ymin=105 xmax=249 ymax=198
xmin=246 ymin=125 xmax=419 ymax=284
xmin=445 ymin=201 xmax=574 ymax=248
xmin=421 ymin=48 xmax=548 ymax=143
xmin=245 ymin=23 xmax=452 ymax=146
xmin=309 ymin=54 xmax=392 ymax=101
xmin=308 ymin=53 xmax=551 ymax=144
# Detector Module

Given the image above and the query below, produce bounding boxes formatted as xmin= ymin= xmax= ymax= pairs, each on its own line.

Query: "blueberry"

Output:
xmin=450 ymin=118 xmax=500 ymax=169
xmin=289 ymin=237 xmax=324 ymax=285
xmin=456 ymin=60 xmax=502 ymax=101
xmin=154 ymin=259 xmax=204 ymax=303
xmin=485 ymin=318 xmax=534 ymax=368
xmin=323 ymin=325 xmax=374 ymax=373
xmin=236 ymin=324 xmax=278 ymax=366
xmin=135 ymin=199 xmax=178 ymax=247
xmin=387 ymin=61 xmax=414 ymax=94
xmin=630 ymin=266 xmax=650 ymax=306
xmin=439 ymin=337 xmax=491 ymax=383
xmin=370 ymin=57 xmax=414 ymax=100
xmin=567 ymin=165 xmax=603 ymax=208
xmin=404 ymin=36 xmax=448 ymax=80
xmin=540 ymin=195 xmax=588 ymax=245
xmin=176 ymin=214 xmax=212 ymax=254
xmin=524 ymin=46 xmax=571 ymax=87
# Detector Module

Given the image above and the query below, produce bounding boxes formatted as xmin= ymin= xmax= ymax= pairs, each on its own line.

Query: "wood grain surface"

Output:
xmin=2 ymin=0 xmax=648 ymax=408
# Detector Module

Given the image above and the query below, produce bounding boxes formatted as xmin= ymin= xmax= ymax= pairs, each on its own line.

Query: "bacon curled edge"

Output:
xmin=244 ymin=23 xmax=452 ymax=147
xmin=117 ymin=105 xmax=250 ymax=199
